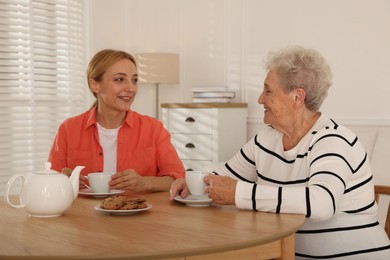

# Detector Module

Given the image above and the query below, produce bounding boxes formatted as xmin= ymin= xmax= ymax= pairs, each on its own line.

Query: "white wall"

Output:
xmin=88 ymin=0 xmax=390 ymax=139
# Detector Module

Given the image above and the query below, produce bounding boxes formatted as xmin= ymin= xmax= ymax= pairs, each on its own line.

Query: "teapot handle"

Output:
xmin=4 ymin=174 xmax=26 ymax=208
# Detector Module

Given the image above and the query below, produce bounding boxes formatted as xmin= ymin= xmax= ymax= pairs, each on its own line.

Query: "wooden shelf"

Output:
xmin=161 ymin=103 xmax=248 ymax=109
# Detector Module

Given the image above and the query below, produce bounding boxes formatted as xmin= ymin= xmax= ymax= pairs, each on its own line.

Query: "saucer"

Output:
xmin=94 ymin=204 xmax=152 ymax=216
xmin=78 ymin=189 xmax=124 ymax=198
xmin=174 ymin=195 xmax=212 ymax=207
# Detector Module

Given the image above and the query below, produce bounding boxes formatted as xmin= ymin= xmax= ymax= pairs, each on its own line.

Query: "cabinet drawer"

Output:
xmin=171 ymin=134 xmax=212 ymax=160
xmin=168 ymin=108 xmax=213 ymax=134
xmin=181 ymin=160 xmax=213 ymax=172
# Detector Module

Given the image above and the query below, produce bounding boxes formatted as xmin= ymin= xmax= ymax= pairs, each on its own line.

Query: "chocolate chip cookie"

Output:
xmin=100 ymin=195 xmax=127 ymax=210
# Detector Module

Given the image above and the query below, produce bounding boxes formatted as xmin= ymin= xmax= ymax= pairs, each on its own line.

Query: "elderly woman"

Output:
xmin=171 ymin=46 xmax=390 ymax=259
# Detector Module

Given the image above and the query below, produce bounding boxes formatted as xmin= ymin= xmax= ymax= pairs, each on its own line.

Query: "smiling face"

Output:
xmin=89 ymin=58 xmax=138 ymax=113
xmin=258 ymin=70 xmax=296 ymax=131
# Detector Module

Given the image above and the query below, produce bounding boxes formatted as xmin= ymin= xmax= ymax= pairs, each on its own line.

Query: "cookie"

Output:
xmin=137 ymin=201 xmax=148 ymax=209
xmin=119 ymin=201 xmax=139 ymax=210
xmin=101 ymin=195 xmax=127 ymax=210
xmin=126 ymin=197 xmax=146 ymax=203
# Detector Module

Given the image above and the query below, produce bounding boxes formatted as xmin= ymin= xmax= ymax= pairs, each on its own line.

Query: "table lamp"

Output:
xmin=134 ymin=53 xmax=179 ymax=119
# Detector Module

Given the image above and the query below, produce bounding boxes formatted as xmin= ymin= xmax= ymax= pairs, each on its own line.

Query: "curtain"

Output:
xmin=0 ymin=0 xmax=86 ymax=195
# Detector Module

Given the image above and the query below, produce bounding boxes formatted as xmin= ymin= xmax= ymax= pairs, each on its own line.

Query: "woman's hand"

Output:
xmin=169 ymin=178 xmax=190 ymax=200
xmin=61 ymin=167 xmax=88 ymax=190
xmin=204 ymin=175 xmax=237 ymax=205
xmin=109 ymin=169 xmax=148 ymax=193
xmin=60 ymin=167 xmax=72 ymax=177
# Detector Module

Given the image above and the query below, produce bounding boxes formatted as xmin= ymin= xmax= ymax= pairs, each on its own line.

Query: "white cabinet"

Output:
xmin=161 ymin=103 xmax=248 ymax=171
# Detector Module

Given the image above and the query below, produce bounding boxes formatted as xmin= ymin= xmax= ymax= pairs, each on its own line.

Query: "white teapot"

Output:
xmin=5 ymin=162 xmax=85 ymax=217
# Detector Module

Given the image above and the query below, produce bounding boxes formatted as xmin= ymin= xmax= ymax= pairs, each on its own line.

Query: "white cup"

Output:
xmin=87 ymin=172 xmax=112 ymax=193
xmin=185 ymin=170 xmax=208 ymax=196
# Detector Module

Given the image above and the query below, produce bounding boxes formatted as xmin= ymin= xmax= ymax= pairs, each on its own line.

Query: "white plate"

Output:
xmin=78 ymin=189 xmax=124 ymax=198
xmin=174 ymin=195 xmax=212 ymax=207
xmin=94 ymin=203 xmax=152 ymax=215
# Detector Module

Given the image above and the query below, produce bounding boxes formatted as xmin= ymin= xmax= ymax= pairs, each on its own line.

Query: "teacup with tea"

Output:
xmin=87 ymin=172 xmax=112 ymax=193
xmin=185 ymin=170 xmax=208 ymax=196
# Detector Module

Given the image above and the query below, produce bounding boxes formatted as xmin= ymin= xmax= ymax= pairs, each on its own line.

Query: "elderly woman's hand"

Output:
xmin=204 ymin=175 xmax=237 ymax=205
xmin=169 ymin=178 xmax=190 ymax=200
xmin=109 ymin=169 xmax=148 ymax=193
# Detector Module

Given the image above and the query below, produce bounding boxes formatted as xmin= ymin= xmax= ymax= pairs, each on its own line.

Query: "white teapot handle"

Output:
xmin=4 ymin=174 xmax=26 ymax=208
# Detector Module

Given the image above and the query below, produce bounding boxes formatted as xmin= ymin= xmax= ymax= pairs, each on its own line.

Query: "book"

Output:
xmin=192 ymin=86 xmax=230 ymax=92
xmin=193 ymin=97 xmax=233 ymax=103
xmin=192 ymin=91 xmax=235 ymax=98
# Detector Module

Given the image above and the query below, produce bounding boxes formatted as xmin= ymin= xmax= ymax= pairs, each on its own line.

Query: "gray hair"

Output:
xmin=265 ymin=45 xmax=332 ymax=111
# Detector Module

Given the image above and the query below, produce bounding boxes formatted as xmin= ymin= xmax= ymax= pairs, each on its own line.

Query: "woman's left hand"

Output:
xmin=109 ymin=169 xmax=148 ymax=193
xmin=169 ymin=178 xmax=190 ymax=200
xmin=204 ymin=175 xmax=237 ymax=205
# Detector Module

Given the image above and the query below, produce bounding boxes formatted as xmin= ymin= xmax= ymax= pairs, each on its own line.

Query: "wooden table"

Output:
xmin=0 ymin=192 xmax=305 ymax=260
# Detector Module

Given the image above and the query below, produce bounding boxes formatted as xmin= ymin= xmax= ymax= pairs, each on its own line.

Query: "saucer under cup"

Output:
xmin=185 ymin=170 xmax=208 ymax=196
xmin=87 ymin=172 xmax=112 ymax=193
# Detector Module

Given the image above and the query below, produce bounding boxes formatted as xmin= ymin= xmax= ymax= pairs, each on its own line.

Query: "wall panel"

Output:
xmin=88 ymin=0 xmax=390 ymax=134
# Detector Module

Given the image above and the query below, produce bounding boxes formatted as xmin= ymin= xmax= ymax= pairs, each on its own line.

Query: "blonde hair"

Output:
xmin=265 ymin=45 xmax=332 ymax=111
xmin=87 ymin=49 xmax=137 ymax=109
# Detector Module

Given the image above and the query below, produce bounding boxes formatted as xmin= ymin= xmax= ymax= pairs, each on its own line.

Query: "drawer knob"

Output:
xmin=185 ymin=117 xmax=195 ymax=123
xmin=185 ymin=143 xmax=195 ymax=148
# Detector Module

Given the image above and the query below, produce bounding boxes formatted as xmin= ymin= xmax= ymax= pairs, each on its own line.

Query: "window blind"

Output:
xmin=0 ymin=0 xmax=86 ymax=195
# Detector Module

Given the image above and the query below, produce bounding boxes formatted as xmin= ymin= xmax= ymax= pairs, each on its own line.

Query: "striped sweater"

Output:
xmin=214 ymin=115 xmax=390 ymax=259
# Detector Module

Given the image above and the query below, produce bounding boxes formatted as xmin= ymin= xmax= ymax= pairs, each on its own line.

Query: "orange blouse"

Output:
xmin=48 ymin=108 xmax=185 ymax=179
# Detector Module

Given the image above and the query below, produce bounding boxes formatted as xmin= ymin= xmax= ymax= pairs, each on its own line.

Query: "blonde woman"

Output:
xmin=49 ymin=49 xmax=184 ymax=193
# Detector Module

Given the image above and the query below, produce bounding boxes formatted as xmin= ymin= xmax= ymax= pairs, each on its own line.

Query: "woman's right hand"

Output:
xmin=79 ymin=175 xmax=89 ymax=190
xmin=169 ymin=178 xmax=190 ymax=200
xmin=60 ymin=167 xmax=72 ymax=177
xmin=61 ymin=167 xmax=89 ymax=190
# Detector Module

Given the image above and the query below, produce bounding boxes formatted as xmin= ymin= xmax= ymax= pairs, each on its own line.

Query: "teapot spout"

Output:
xmin=69 ymin=166 xmax=85 ymax=199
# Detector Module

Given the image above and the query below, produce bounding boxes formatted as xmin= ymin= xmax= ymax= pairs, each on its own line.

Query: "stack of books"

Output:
xmin=192 ymin=86 xmax=235 ymax=103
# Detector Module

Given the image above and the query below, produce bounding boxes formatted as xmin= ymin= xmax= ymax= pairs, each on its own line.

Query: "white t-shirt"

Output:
xmin=97 ymin=123 xmax=120 ymax=174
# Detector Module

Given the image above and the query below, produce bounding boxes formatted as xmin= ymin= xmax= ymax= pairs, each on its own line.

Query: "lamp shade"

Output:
xmin=134 ymin=53 xmax=179 ymax=84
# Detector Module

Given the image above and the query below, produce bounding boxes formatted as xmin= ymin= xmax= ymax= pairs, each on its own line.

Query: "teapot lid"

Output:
xmin=36 ymin=162 xmax=59 ymax=174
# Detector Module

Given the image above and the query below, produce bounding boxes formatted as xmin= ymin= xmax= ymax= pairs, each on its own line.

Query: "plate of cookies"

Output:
xmin=95 ymin=195 xmax=152 ymax=215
